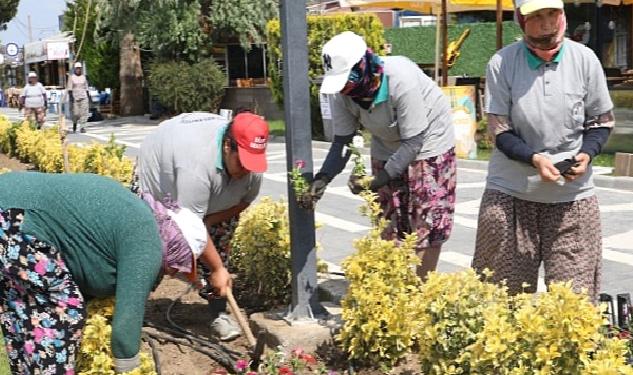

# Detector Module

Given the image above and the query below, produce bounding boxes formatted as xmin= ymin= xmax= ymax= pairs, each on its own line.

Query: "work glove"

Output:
xmin=347 ymin=169 xmax=391 ymax=195
xmin=114 ymin=354 xmax=140 ymax=374
xmin=299 ymin=173 xmax=330 ymax=209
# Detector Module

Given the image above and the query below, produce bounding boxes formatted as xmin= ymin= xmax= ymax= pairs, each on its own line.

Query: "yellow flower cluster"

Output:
xmin=0 ymin=120 xmax=133 ymax=184
xmin=0 ymin=168 xmax=9 ymax=174
xmin=339 ymin=192 xmax=633 ymax=373
xmin=231 ymin=197 xmax=293 ymax=308
xmin=231 ymin=196 xmax=325 ymax=308
xmin=338 ymin=191 xmax=422 ymax=367
xmin=77 ymin=298 xmax=157 ymax=375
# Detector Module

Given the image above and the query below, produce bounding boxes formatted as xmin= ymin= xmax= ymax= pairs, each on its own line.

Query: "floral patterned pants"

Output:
xmin=0 ymin=208 xmax=86 ymax=375
xmin=372 ymin=148 xmax=457 ymax=250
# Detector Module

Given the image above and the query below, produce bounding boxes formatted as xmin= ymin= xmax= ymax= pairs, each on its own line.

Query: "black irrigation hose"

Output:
xmin=143 ymin=321 xmax=242 ymax=359
xmin=143 ymin=284 xmax=242 ymax=372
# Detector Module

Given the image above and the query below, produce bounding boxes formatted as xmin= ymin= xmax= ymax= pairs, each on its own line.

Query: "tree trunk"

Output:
xmin=119 ymin=31 xmax=144 ymax=116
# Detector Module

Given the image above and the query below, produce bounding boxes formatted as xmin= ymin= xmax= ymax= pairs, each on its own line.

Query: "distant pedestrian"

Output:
xmin=68 ymin=62 xmax=90 ymax=133
xmin=20 ymin=72 xmax=47 ymax=129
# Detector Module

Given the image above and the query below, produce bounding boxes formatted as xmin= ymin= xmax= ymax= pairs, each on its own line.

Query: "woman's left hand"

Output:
xmin=565 ymin=153 xmax=591 ymax=181
xmin=209 ymin=266 xmax=231 ymax=297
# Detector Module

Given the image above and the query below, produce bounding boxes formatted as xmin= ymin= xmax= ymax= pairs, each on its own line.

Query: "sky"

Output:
xmin=1 ymin=0 xmax=68 ymax=46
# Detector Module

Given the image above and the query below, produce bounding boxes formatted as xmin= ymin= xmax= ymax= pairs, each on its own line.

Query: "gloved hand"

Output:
xmin=348 ymin=170 xmax=391 ymax=195
xmin=300 ymin=173 xmax=330 ymax=209
xmin=114 ymin=354 xmax=140 ymax=374
xmin=347 ymin=174 xmax=366 ymax=195
xmin=369 ymin=169 xmax=391 ymax=192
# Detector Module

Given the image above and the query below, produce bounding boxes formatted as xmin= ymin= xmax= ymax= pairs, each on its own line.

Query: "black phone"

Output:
xmin=553 ymin=157 xmax=579 ymax=175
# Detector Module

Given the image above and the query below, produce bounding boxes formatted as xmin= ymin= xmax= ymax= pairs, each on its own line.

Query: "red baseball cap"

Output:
xmin=231 ymin=113 xmax=269 ymax=173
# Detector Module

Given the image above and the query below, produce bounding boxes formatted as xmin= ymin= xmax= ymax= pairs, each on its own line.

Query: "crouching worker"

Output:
xmin=0 ymin=172 xmax=230 ymax=374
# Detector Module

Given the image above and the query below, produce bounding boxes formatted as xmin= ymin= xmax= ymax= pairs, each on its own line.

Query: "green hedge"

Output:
xmin=148 ymin=59 xmax=225 ymax=114
xmin=385 ymin=21 xmax=523 ymax=77
xmin=267 ymin=14 xmax=386 ymax=138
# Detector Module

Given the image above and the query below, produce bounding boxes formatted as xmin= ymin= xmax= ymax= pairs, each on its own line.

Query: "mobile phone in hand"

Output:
xmin=554 ymin=157 xmax=580 ymax=175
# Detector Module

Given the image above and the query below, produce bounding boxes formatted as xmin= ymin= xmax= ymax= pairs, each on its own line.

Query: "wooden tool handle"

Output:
xmin=226 ymin=288 xmax=257 ymax=347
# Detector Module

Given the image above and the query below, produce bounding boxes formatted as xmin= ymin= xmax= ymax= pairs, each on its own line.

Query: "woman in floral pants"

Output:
xmin=0 ymin=172 xmax=229 ymax=374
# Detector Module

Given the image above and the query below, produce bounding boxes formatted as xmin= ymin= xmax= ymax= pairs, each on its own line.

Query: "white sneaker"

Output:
xmin=211 ymin=313 xmax=241 ymax=341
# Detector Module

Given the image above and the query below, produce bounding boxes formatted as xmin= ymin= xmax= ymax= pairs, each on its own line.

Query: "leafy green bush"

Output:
xmin=266 ymin=14 xmax=385 ymax=138
xmin=148 ymin=59 xmax=225 ymax=114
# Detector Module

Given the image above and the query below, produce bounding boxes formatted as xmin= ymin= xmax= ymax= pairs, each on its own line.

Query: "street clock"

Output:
xmin=6 ymin=43 xmax=19 ymax=57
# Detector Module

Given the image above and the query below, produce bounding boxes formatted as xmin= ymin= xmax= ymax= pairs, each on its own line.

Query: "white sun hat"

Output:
xmin=516 ymin=0 xmax=563 ymax=15
xmin=320 ymin=31 xmax=367 ymax=95
xmin=74 ymin=62 xmax=83 ymax=68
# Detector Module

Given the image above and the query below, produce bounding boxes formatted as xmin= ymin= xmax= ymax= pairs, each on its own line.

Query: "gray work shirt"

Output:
xmin=331 ymin=56 xmax=455 ymax=161
xmin=137 ymin=112 xmax=262 ymax=219
xmin=485 ymin=39 xmax=613 ymax=203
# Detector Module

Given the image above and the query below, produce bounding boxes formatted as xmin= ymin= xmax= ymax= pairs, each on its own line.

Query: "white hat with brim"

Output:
xmin=74 ymin=62 xmax=82 ymax=68
xmin=320 ymin=31 xmax=368 ymax=95
xmin=517 ymin=0 xmax=563 ymax=15
xmin=28 ymin=72 xmax=37 ymax=78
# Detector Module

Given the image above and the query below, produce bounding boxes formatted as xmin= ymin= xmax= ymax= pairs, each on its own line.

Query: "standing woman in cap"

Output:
xmin=306 ymin=32 xmax=456 ymax=280
xmin=20 ymin=72 xmax=47 ymax=129
xmin=135 ymin=111 xmax=269 ymax=340
xmin=0 ymin=172 xmax=230 ymax=374
xmin=472 ymin=0 xmax=614 ymax=300
xmin=67 ymin=62 xmax=90 ymax=133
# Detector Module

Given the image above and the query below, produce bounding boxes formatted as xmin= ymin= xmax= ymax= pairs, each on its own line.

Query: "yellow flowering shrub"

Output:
xmin=417 ymin=269 xmax=511 ymax=374
xmin=232 ymin=197 xmax=295 ymax=308
xmin=338 ymin=191 xmax=422 ymax=368
xmin=416 ymin=274 xmax=633 ymax=374
xmin=335 ymin=186 xmax=633 ymax=373
xmin=231 ymin=196 xmax=324 ymax=308
xmin=3 ymin=122 xmax=133 ymax=184
xmin=77 ymin=298 xmax=157 ymax=375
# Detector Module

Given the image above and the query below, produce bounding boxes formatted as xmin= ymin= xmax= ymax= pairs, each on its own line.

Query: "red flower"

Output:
xmin=301 ymin=353 xmax=317 ymax=365
xmin=294 ymin=160 xmax=305 ymax=169
xmin=278 ymin=366 xmax=294 ymax=375
xmin=618 ymin=330 xmax=632 ymax=340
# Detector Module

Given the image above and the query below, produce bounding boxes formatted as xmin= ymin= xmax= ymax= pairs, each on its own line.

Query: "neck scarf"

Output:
xmin=340 ymin=49 xmax=384 ymax=109
xmin=517 ymin=10 xmax=567 ymax=62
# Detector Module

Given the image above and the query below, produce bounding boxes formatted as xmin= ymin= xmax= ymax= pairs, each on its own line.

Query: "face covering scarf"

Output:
xmin=340 ymin=49 xmax=384 ymax=110
xmin=517 ymin=9 xmax=566 ymax=62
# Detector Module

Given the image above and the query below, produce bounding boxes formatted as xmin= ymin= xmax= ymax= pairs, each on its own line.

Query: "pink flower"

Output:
xmin=66 ymin=298 xmax=81 ymax=307
xmin=234 ymin=359 xmax=249 ymax=372
xmin=278 ymin=366 xmax=293 ymax=375
xmin=246 ymin=372 xmax=257 ymax=375
xmin=291 ymin=347 xmax=304 ymax=358
xmin=294 ymin=160 xmax=305 ymax=169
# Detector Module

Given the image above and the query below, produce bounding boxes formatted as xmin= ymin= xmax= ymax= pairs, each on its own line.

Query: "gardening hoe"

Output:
xmin=226 ymin=287 xmax=267 ymax=366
